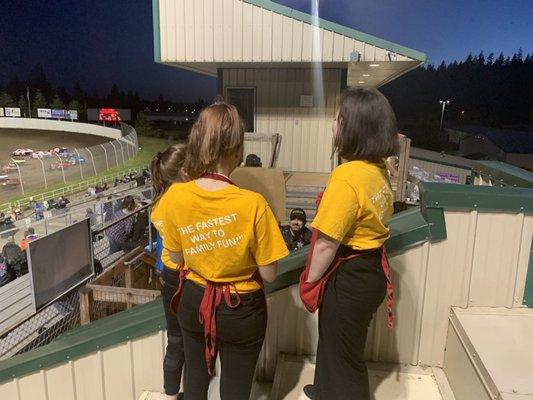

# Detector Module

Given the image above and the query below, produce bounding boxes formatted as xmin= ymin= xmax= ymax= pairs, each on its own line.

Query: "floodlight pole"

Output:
xmin=439 ymin=100 xmax=450 ymax=132
xmin=55 ymin=153 xmax=66 ymax=184
xmin=75 ymin=149 xmax=84 ymax=180
xmin=100 ymin=144 xmax=109 ymax=170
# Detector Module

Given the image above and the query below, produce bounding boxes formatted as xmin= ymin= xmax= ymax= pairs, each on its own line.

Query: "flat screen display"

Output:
xmin=28 ymin=219 xmax=94 ymax=310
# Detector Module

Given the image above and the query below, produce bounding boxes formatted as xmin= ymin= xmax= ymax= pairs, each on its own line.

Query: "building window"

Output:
xmin=225 ymin=87 xmax=256 ymax=132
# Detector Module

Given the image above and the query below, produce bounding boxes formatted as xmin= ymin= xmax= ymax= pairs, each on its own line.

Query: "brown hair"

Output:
xmin=334 ymin=88 xmax=399 ymax=163
xmin=121 ymin=195 xmax=136 ymax=212
xmin=150 ymin=143 xmax=188 ymax=204
xmin=184 ymin=103 xmax=244 ymax=179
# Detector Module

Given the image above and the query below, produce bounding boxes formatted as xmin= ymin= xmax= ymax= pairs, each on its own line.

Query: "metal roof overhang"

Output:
xmin=165 ymin=60 xmax=422 ymax=88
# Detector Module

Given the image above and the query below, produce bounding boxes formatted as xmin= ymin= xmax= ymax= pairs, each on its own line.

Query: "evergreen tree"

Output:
xmin=0 ymin=91 xmax=14 ymax=107
xmin=134 ymin=112 xmax=154 ymax=136
xmin=50 ymin=94 xmax=65 ymax=109
xmin=32 ymin=90 xmax=48 ymax=116
xmin=17 ymin=96 xmax=28 ymax=117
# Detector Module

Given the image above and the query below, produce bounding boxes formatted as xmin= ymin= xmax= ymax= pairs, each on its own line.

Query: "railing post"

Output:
xmin=79 ymin=286 xmax=94 ymax=326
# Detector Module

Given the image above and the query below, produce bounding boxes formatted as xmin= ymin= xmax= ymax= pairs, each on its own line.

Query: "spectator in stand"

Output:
xmin=244 ymin=154 xmax=262 ymax=167
xmin=281 ymin=208 xmax=312 ymax=251
xmin=105 ymin=195 xmax=137 ymax=254
xmin=20 ymin=228 xmax=39 ymax=251
xmin=87 ymin=186 xmax=96 ymax=197
xmin=0 ymin=213 xmax=17 ymax=239
xmin=86 ymin=208 xmax=96 ymax=227
xmin=56 ymin=196 xmax=70 ymax=211
xmin=34 ymin=202 xmax=44 ymax=221
xmin=0 ymin=254 xmax=15 ymax=287
xmin=103 ymin=196 xmax=115 ymax=222
xmin=2 ymin=238 xmax=22 ymax=268
xmin=102 ymin=183 xmax=109 ymax=192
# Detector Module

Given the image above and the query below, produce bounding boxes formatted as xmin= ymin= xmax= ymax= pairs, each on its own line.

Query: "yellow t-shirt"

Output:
xmin=161 ymin=181 xmax=289 ymax=293
xmin=311 ymin=160 xmax=393 ymax=250
xmin=150 ymin=198 xmax=178 ymax=270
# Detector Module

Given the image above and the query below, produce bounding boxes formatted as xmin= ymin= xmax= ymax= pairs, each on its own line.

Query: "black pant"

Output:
xmin=314 ymin=249 xmax=387 ymax=400
xmin=178 ymin=280 xmax=267 ymax=400
xmin=162 ymin=267 xmax=186 ymax=395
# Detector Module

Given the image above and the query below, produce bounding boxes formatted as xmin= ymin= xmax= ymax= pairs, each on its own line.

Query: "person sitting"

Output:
xmin=281 ymin=208 xmax=312 ymax=251
xmin=0 ymin=254 xmax=15 ymax=287
xmin=244 ymin=153 xmax=262 ymax=167
xmin=2 ymin=238 xmax=22 ymax=268
xmin=19 ymin=228 xmax=38 ymax=251
xmin=105 ymin=195 xmax=137 ymax=254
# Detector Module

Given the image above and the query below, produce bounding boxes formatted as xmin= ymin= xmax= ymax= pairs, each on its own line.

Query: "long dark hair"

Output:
xmin=334 ymin=88 xmax=399 ymax=163
xmin=150 ymin=143 xmax=188 ymax=204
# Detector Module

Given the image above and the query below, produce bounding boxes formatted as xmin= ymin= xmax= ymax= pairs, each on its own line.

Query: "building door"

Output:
xmin=226 ymin=87 xmax=256 ymax=132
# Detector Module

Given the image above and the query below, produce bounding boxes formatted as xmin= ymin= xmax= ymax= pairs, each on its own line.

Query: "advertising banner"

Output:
xmin=51 ymin=109 xmax=66 ymax=119
xmin=436 ymin=173 xmax=460 ymax=184
xmin=5 ymin=107 xmax=21 ymax=117
xmin=0 ymin=108 xmax=4 ymax=117
xmin=66 ymin=110 xmax=78 ymax=120
xmin=37 ymin=108 xmax=52 ymax=118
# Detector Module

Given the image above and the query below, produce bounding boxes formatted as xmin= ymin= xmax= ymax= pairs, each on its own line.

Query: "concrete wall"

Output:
xmin=0 ymin=118 xmax=122 ymax=140
xmin=222 ymin=68 xmax=341 ymax=173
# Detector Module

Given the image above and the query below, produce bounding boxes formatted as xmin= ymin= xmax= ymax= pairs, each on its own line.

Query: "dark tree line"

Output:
xmin=381 ymin=50 xmax=533 ymax=151
xmin=0 ymin=65 xmax=206 ymax=121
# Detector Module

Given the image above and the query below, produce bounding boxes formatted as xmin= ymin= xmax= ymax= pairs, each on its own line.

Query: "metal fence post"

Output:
xmin=74 ymin=149 xmax=84 ymax=180
xmin=53 ymin=153 xmax=67 ymax=184
xmin=85 ymin=147 xmax=98 ymax=175
xmin=100 ymin=144 xmax=109 ymax=171
xmin=11 ymin=158 xmax=25 ymax=195
xmin=37 ymin=157 xmax=48 ymax=188
xmin=110 ymin=141 xmax=119 ymax=166
xmin=118 ymin=140 xmax=126 ymax=164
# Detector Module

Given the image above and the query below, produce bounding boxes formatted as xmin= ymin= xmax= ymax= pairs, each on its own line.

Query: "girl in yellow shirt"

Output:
xmin=150 ymin=143 xmax=188 ymax=400
xmin=301 ymin=88 xmax=398 ymax=400
xmin=161 ymin=102 xmax=288 ymax=400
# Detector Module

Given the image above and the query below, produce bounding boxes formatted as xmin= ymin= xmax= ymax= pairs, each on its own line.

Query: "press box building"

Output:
xmin=152 ymin=0 xmax=427 ymax=172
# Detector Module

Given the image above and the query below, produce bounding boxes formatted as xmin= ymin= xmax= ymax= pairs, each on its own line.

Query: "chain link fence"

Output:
xmin=0 ymin=190 xmax=157 ymax=361
xmin=0 ymin=123 xmax=138 ymax=202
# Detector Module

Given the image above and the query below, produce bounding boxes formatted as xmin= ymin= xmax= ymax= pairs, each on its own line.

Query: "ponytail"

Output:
xmin=150 ymin=144 xmax=188 ymax=205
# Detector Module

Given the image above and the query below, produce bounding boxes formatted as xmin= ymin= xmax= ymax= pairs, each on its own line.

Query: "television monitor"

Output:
xmin=28 ymin=219 xmax=94 ymax=311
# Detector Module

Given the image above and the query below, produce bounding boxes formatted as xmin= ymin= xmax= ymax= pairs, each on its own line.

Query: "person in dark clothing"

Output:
xmin=150 ymin=144 xmax=189 ymax=400
xmin=281 ymin=208 xmax=312 ymax=251
xmin=105 ymin=196 xmax=136 ymax=254
xmin=2 ymin=239 xmax=22 ymax=265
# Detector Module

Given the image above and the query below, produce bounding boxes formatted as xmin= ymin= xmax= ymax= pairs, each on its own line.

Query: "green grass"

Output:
xmin=1 ymin=136 xmax=168 ymax=206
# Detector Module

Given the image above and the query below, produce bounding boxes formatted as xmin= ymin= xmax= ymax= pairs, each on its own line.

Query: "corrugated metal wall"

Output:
xmin=258 ymin=210 xmax=533 ymax=376
xmin=0 ymin=331 xmax=166 ymax=400
xmin=1 ymin=211 xmax=531 ymax=397
xmin=223 ymin=68 xmax=341 ymax=172
xmin=157 ymin=0 xmax=413 ymax=65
